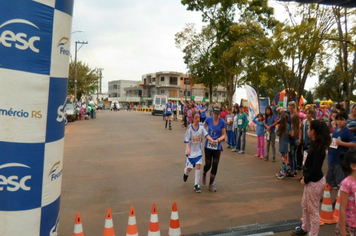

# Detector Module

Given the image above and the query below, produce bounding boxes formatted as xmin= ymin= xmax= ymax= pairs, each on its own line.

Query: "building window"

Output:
xmin=112 ymin=93 xmax=117 ymax=97
xmin=184 ymin=91 xmax=191 ymax=96
xmin=161 ymin=90 xmax=165 ymax=94
xmin=205 ymin=92 xmax=209 ymax=98
xmin=161 ymin=77 xmax=165 ymax=82
xmin=184 ymin=78 xmax=190 ymax=85
xmin=152 ymin=78 xmax=155 ymax=82
xmin=113 ymin=85 xmax=117 ymax=89
xmin=222 ymin=93 xmax=226 ymax=97
xmin=170 ymin=77 xmax=177 ymax=85
xmin=213 ymin=92 xmax=217 ymax=97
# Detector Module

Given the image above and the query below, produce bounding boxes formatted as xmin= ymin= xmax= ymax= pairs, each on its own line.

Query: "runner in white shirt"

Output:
xmin=183 ymin=110 xmax=216 ymax=193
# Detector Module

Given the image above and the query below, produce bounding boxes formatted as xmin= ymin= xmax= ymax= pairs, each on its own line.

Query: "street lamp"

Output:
xmin=74 ymin=40 xmax=88 ymax=103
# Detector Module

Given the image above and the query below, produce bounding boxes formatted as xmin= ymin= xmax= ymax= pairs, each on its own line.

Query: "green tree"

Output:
xmin=269 ymin=3 xmax=334 ymax=104
xmin=329 ymin=7 xmax=356 ymax=110
xmin=68 ymin=61 xmax=99 ymax=101
xmin=180 ymin=0 xmax=278 ymax=107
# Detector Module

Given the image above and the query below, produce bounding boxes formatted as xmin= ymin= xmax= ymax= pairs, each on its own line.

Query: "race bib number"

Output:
xmin=167 ymin=108 xmax=171 ymax=112
xmin=207 ymin=141 xmax=218 ymax=150
xmin=330 ymin=138 xmax=338 ymax=149
xmin=238 ymin=119 xmax=242 ymax=125
xmin=227 ymin=117 xmax=232 ymax=123
xmin=303 ymin=151 xmax=308 ymax=166
xmin=192 ymin=136 xmax=201 ymax=144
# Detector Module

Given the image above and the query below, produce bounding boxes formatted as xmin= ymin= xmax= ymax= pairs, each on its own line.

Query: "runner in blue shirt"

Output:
xmin=203 ymin=104 xmax=226 ymax=192
xmin=173 ymin=101 xmax=178 ymax=121
xmin=165 ymin=100 xmax=173 ymax=130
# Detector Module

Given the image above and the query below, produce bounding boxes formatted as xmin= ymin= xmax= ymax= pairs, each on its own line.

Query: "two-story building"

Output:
xmin=108 ymin=71 xmax=227 ymax=106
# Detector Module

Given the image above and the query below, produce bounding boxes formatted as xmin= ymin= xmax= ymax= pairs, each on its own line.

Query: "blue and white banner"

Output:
xmin=0 ymin=0 xmax=73 ymax=235
xmin=245 ymin=85 xmax=260 ymax=125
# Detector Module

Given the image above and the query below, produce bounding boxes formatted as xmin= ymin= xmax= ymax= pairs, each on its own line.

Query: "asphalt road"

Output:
xmin=59 ymin=110 xmax=335 ymax=236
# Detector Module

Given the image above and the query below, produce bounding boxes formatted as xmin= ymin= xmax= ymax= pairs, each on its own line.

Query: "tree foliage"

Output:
xmin=68 ymin=61 xmax=99 ymax=101
xmin=269 ymin=3 xmax=334 ymax=103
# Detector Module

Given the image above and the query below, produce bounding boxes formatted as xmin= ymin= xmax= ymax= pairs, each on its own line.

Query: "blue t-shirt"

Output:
xmin=253 ymin=116 xmax=265 ymax=137
xmin=166 ymin=103 xmax=172 ymax=114
xmin=173 ymin=104 xmax=177 ymax=111
xmin=347 ymin=116 xmax=356 ymax=139
xmin=204 ymin=116 xmax=226 ymax=150
xmin=328 ymin=127 xmax=356 ymax=164
xmin=200 ymin=106 xmax=207 ymax=118
xmin=265 ymin=114 xmax=276 ymax=132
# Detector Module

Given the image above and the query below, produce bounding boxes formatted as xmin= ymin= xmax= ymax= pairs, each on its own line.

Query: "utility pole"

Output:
xmin=74 ymin=41 xmax=88 ymax=103
xmin=96 ymin=68 xmax=104 ymax=102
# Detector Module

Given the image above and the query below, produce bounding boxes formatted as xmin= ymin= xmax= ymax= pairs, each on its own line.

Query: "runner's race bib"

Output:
xmin=192 ymin=136 xmax=201 ymax=144
xmin=207 ymin=141 xmax=218 ymax=150
xmin=167 ymin=108 xmax=171 ymax=112
xmin=330 ymin=138 xmax=338 ymax=149
xmin=238 ymin=119 xmax=242 ymax=125
xmin=227 ymin=117 xmax=232 ymax=123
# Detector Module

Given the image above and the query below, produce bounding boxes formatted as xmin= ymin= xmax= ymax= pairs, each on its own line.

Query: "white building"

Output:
xmin=108 ymin=80 xmax=140 ymax=102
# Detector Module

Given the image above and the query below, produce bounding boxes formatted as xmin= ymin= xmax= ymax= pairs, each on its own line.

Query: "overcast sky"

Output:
xmin=70 ymin=0 xmax=318 ymax=93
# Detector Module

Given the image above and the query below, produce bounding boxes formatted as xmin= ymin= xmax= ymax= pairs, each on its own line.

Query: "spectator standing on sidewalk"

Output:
xmin=234 ymin=105 xmax=248 ymax=154
xmin=225 ymin=108 xmax=235 ymax=149
xmin=291 ymin=120 xmax=331 ymax=236
xmin=253 ymin=114 xmax=265 ymax=159
xmin=276 ymin=114 xmax=290 ymax=180
xmin=264 ymin=106 xmax=277 ymax=162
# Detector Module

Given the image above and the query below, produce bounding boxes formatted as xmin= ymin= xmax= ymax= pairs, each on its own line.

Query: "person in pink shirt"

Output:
xmin=220 ymin=106 xmax=228 ymax=120
xmin=335 ymin=149 xmax=356 ymax=236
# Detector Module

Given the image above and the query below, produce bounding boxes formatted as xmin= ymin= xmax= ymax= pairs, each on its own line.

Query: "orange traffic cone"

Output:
xmin=168 ymin=202 xmax=182 ymax=236
xmin=320 ymin=184 xmax=337 ymax=224
xmin=103 ymin=208 xmax=115 ymax=236
xmin=74 ymin=213 xmax=84 ymax=236
xmin=126 ymin=206 xmax=138 ymax=236
xmin=148 ymin=204 xmax=160 ymax=236
xmin=333 ymin=189 xmax=341 ymax=221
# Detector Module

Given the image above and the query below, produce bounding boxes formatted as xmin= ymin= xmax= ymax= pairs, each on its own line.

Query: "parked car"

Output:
xmin=97 ymin=103 xmax=105 ymax=110
xmin=65 ymin=104 xmax=76 ymax=122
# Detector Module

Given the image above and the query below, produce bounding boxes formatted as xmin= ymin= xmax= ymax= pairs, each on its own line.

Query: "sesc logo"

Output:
xmin=50 ymin=214 xmax=59 ymax=236
xmin=48 ymin=161 xmax=62 ymax=181
xmin=0 ymin=163 xmax=31 ymax=191
xmin=56 ymin=99 xmax=66 ymax=123
xmin=0 ymin=19 xmax=40 ymax=53
xmin=57 ymin=37 xmax=70 ymax=56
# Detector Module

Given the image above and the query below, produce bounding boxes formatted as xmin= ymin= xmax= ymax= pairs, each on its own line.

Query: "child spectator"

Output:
xmin=264 ymin=106 xmax=277 ymax=162
xmin=225 ymin=108 xmax=235 ymax=149
xmin=235 ymin=105 xmax=248 ymax=154
xmin=289 ymin=113 xmax=300 ymax=178
xmin=328 ymin=109 xmax=338 ymax=134
xmin=327 ymin=111 xmax=356 ymax=189
xmin=232 ymin=106 xmax=239 ymax=152
xmin=335 ymin=149 xmax=356 ymax=236
xmin=291 ymin=120 xmax=331 ymax=236
xmin=163 ymin=108 xmax=166 ymax=121
xmin=276 ymin=114 xmax=290 ymax=180
xmin=253 ymin=113 xmax=265 ymax=159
